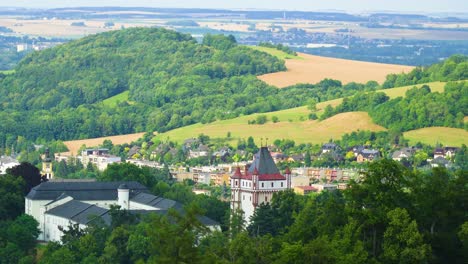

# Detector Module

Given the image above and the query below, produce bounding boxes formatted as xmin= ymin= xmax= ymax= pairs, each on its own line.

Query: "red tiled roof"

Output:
xmin=232 ymin=167 xmax=243 ymax=179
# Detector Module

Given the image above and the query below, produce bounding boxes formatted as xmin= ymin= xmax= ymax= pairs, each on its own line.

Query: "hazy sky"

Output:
xmin=5 ymin=0 xmax=468 ymax=13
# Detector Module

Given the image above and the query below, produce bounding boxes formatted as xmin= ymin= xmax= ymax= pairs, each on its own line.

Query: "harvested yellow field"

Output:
xmin=258 ymin=52 xmax=414 ymax=87
xmin=63 ymin=132 xmax=147 ymax=155
xmin=156 ymin=112 xmax=385 ymax=145
xmin=404 ymin=127 xmax=468 ymax=146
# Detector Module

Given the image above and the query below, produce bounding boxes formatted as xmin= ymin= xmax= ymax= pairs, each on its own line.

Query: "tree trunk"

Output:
xmin=372 ymin=227 xmax=377 ymax=257
xmin=430 ymin=220 xmax=436 ymax=235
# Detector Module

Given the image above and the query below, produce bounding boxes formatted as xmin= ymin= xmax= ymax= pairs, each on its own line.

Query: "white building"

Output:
xmin=230 ymin=147 xmax=291 ymax=223
xmin=0 ymin=156 xmax=20 ymax=175
xmin=25 ymin=180 xmax=219 ymax=242
xmin=80 ymin=148 xmax=121 ymax=171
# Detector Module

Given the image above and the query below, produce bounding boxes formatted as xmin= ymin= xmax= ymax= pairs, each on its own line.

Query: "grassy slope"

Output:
xmin=248 ymin=46 xmax=302 ymax=60
xmin=404 ymin=127 xmax=468 ymax=146
xmin=155 ymin=82 xmax=448 ymax=145
xmin=102 ymin=90 xmax=130 ymax=107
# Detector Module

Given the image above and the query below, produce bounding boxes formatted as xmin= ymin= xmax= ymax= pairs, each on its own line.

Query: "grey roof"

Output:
xmin=131 ymin=192 xmax=182 ymax=210
xmin=46 ymin=200 xmax=110 ymax=225
xmin=118 ymin=183 xmax=129 ymax=189
xmin=47 ymin=201 xmax=217 ymax=227
xmin=26 ymin=181 xmax=149 ymax=201
xmin=248 ymin=147 xmax=280 ymax=175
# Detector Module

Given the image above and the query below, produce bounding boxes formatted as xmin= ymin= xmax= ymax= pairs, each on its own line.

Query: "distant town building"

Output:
xmin=79 ymin=148 xmax=121 ymax=171
xmin=0 ymin=156 xmax=20 ymax=175
xmin=230 ymin=147 xmax=291 ymax=222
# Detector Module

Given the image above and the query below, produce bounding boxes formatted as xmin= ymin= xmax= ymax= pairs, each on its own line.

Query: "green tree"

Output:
xmin=382 ymin=208 xmax=431 ymax=263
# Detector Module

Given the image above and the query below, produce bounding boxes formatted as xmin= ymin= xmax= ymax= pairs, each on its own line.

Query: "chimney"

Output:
xmin=117 ymin=183 xmax=130 ymax=210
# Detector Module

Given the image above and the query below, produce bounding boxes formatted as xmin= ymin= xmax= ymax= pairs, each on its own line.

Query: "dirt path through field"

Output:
xmin=258 ymin=53 xmax=414 ymax=87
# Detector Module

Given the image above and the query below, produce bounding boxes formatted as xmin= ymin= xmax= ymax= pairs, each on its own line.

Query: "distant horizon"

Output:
xmin=4 ymin=0 xmax=468 ymax=14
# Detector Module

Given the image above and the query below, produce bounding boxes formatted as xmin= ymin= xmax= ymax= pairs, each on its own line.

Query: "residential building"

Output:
xmin=230 ymin=147 xmax=291 ymax=223
xmin=392 ymin=147 xmax=416 ymax=161
xmin=357 ymin=149 xmax=380 ymax=163
xmin=321 ymin=142 xmax=339 ymax=154
xmin=80 ymin=148 xmax=121 ymax=171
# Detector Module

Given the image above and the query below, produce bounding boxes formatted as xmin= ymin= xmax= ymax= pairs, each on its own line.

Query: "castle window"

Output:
xmin=261 ymin=183 xmax=264 ymax=187
xmin=243 ymin=195 xmax=245 ymax=200
xmin=250 ymin=196 xmax=251 ymax=201
xmin=265 ymin=196 xmax=268 ymax=202
xmin=281 ymin=182 xmax=284 ymax=187
xmin=271 ymin=182 xmax=274 ymax=187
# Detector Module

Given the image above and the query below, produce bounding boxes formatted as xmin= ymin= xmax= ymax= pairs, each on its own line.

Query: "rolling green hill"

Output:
xmin=155 ymin=81 xmax=465 ymax=145
xmin=0 ymin=26 xmax=465 ymax=145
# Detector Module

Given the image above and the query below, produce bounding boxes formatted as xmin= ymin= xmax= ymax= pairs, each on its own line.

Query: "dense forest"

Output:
xmin=1 ymin=160 xmax=466 ymax=263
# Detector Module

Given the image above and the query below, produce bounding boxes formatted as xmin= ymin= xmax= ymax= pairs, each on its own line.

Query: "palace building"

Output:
xmin=230 ymin=147 xmax=291 ymax=222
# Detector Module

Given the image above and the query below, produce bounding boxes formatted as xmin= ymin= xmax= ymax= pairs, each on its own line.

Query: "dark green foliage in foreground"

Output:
xmin=36 ymin=160 xmax=467 ymax=263
xmin=0 ymin=173 xmax=41 ymax=263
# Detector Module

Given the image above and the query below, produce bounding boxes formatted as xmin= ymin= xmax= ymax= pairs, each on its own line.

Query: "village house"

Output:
xmin=392 ymin=147 xmax=417 ymax=161
xmin=321 ymin=142 xmax=340 ymax=154
xmin=188 ymin=144 xmax=210 ymax=159
xmin=434 ymin=147 xmax=459 ymax=159
xmin=356 ymin=149 xmax=380 ymax=163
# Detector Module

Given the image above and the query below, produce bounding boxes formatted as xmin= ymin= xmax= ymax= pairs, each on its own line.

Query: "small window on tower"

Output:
xmin=281 ymin=182 xmax=284 ymax=187
xmin=243 ymin=195 xmax=245 ymax=200
xmin=261 ymin=183 xmax=264 ymax=187
xmin=265 ymin=196 xmax=268 ymax=202
xmin=271 ymin=182 xmax=274 ymax=187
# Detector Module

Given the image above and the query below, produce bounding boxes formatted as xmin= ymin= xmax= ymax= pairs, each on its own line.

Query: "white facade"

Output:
xmin=26 ymin=181 xmax=220 ymax=242
xmin=230 ymin=147 xmax=291 ymax=223
xmin=0 ymin=156 xmax=19 ymax=175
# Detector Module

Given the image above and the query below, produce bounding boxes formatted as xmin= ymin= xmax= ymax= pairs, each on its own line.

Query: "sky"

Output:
xmin=4 ymin=0 xmax=468 ymax=13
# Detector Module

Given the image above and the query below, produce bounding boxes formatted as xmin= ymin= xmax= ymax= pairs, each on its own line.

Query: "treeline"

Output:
xmin=322 ymin=81 xmax=467 ymax=132
xmin=258 ymin=41 xmax=297 ymax=55
xmin=382 ymin=54 xmax=467 ymax=88
xmin=36 ymin=160 xmax=468 ymax=263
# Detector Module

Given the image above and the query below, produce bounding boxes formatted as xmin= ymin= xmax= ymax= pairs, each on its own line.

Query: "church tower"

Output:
xmin=230 ymin=146 xmax=291 ymax=223
xmin=42 ymin=148 xmax=54 ymax=180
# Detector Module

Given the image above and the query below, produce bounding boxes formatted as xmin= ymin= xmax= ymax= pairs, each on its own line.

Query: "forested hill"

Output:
xmin=0 ymin=27 xmax=285 ymax=110
xmin=0 ymin=27 xmax=321 ymax=141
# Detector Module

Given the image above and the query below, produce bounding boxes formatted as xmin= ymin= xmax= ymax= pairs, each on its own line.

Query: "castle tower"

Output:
xmin=42 ymin=148 xmax=54 ymax=180
xmin=230 ymin=147 xmax=290 ymax=223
